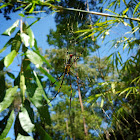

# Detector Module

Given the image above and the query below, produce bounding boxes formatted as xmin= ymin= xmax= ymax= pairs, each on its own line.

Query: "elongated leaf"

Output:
xmin=131 ymin=76 xmax=140 ymax=84
xmin=24 ymin=99 xmax=34 ymax=124
xmin=0 ymin=111 xmax=11 ymax=135
xmin=33 ymin=71 xmax=50 ymax=103
xmin=7 ymin=72 xmax=15 ymax=79
xmin=38 ymin=106 xmax=51 ymax=126
xmin=122 ymin=8 xmax=129 ymax=15
xmin=39 ymin=67 xmax=59 ymax=85
xmin=119 ymin=87 xmax=130 ymax=96
xmin=75 ymin=29 xmax=92 ymax=33
xmin=29 ymin=87 xmax=52 ymax=125
xmin=2 ymin=20 xmax=19 ymax=36
xmin=27 ymin=18 xmax=41 ymax=29
xmin=20 ymin=33 xmax=30 ymax=47
xmin=26 ymin=16 xmax=34 ymax=18
xmin=35 ymin=124 xmax=52 ymax=140
xmin=33 ymin=50 xmax=52 ymax=68
xmin=18 ymin=13 xmax=25 ymax=17
xmin=125 ymin=89 xmax=132 ymax=99
xmin=100 ymin=98 xmax=104 ymax=108
xmin=105 ymin=9 xmax=119 ymax=15
xmin=19 ymin=107 xmax=35 ymax=133
xmin=29 ymin=73 xmax=46 ymax=108
xmin=11 ymin=35 xmax=21 ymax=52
xmin=29 ymin=72 xmax=51 ymax=125
xmin=30 ymin=87 xmax=43 ymax=108
xmin=0 ymin=110 xmax=14 ymax=139
xmin=133 ymin=2 xmax=140 ymax=16
xmin=16 ymin=5 xmax=26 ymax=10
xmin=0 ymin=38 xmax=14 ymax=53
xmin=86 ymin=93 xmax=102 ymax=104
xmin=0 ymin=59 xmax=5 ymax=102
xmin=111 ymin=82 xmax=116 ymax=94
xmin=17 ymin=133 xmax=34 ymax=140
xmin=24 ymin=3 xmax=32 ymax=11
xmin=4 ymin=50 xmax=17 ymax=68
xmin=0 ymin=86 xmax=18 ymax=113
xmin=0 ymin=3 xmax=12 ymax=9
xmin=14 ymin=114 xmax=29 ymax=138
xmin=1 ymin=138 xmax=11 ymax=140
xmin=26 ymin=50 xmax=43 ymax=67
xmin=29 ymin=2 xmax=35 ymax=13
xmin=20 ymin=72 xmax=26 ymax=102
xmin=26 ymin=27 xmax=35 ymax=47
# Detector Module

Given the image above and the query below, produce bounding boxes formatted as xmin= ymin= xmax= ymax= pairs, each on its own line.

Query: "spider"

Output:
xmin=48 ymin=46 xmax=86 ymax=110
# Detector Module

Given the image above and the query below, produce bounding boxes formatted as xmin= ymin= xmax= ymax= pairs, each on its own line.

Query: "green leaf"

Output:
xmin=131 ymin=76 xmax=140 ymax=84
xmin=122 ymin=8 xmax=129 ymax=15
xmin=111 ymin=82 xmax=116 ymax=94
xmin=17 ymin=133 xmax=34 ymax=140
xmin=0 ymin=86 xmax=18 ymax=113
xmin=7 ymin=72 xmax=15 ymax=79
xmin=18 ymin=13 xmax=25 ymax=17
xmin=33 ymin=50 xmax=52 ymax=68
xmin=24 ymin=3 xmax=32 ymax=11
xmin=26 ymin=16 xmax=34 ymax=18
xmin=29 ymin=2 xmax=36 ymax=13
xmin=100 ymin=98 xmax=104 ymax=108
xmin=24 ymin=99 xmax=34 ymax=124
xmin=35 ymin=124 xmax=52 ymax=140
xmin=26 ymin=27 xmax=35 ymax=47
xmin=19 ymin=107 xmax=35 ymax=133
xmin=4 ymin=50 xmax=17 ymax=68
xmin=86 ymin=93 xmax=102 ymax=104
xmin=0 ymin=3 xmax=12 ymax=9
xmin=20 ymin=72 xmax=26 ymax=102
xmin=14 ymin=114 xmax=29 ymax=138
xmin=28 ymin=72 xmax=51 ymax=125
xmin=39 ymin=67 xmax=59 ymax=86
xmin=0 ymin=110 xmax=15 ymax=139
xmin=11 ymin=34 xmax=21 ymax=52
xmin=16 ymin=5 xmax=26 ymax=10
xmin=0 ymin=38 xmax=14 ymax=53
xmin=27 ymin=18 xmax=41 ymax=29
xmin=125 ymin=88 xmax=132 ymax=99
xmin=20 ymin=33 xmax=30 ymax=47
xmin=2 ymin=20 xmax=19 ymax=36
xmin=1 ymin=138 xmax=11 ymax=140
xmin=119 ymin=87 xmax=130 ymax=96
xmin=38 ymin=106 xmax=51 ymax=126
xmin=104 ymin=9 xmax=119 ymax=15
xmin=26 ymin=50 xmax=43 ymax=67
xmin=74 ymin=29 xmax=92 ymax=33
xmin=29 ymin=75 xmax=46 ymax=107
xmin=30 ymin=87 xmax=43 ymax=108
xmin=33 ymin=71 xmax=50 ymax=104
xmin=133 ymin=2 xmax=140 ymax=16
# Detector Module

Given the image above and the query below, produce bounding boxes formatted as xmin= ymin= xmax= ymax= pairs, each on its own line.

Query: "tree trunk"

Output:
xmin=76 ymin=71 xmax=88 ymax=138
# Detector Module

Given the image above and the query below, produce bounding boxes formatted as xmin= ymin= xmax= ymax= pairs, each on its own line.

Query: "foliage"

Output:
xmin=0 ymin=0 xmax=140 ymax=139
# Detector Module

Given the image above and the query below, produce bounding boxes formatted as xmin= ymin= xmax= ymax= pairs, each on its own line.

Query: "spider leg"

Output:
xmin=50 ymin=72 xmax=64 ymax=87
xmin=49 ymin=71 xmax=66 ymax=103
xmin=69 ymin=70 xmax=85 ymax=87
xmin=69 ymin=71 xmax=73 ymax=115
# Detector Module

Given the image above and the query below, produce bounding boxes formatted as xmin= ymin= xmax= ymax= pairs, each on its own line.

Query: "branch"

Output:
xmin=55 ymin=6 xmax=140 ymax=22
xmin=3 ymin=1 xmax=140 ymax=22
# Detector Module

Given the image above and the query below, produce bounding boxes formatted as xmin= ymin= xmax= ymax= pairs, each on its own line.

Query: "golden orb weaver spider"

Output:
xmin=48 ymin=46 xmax=86 ymax=111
